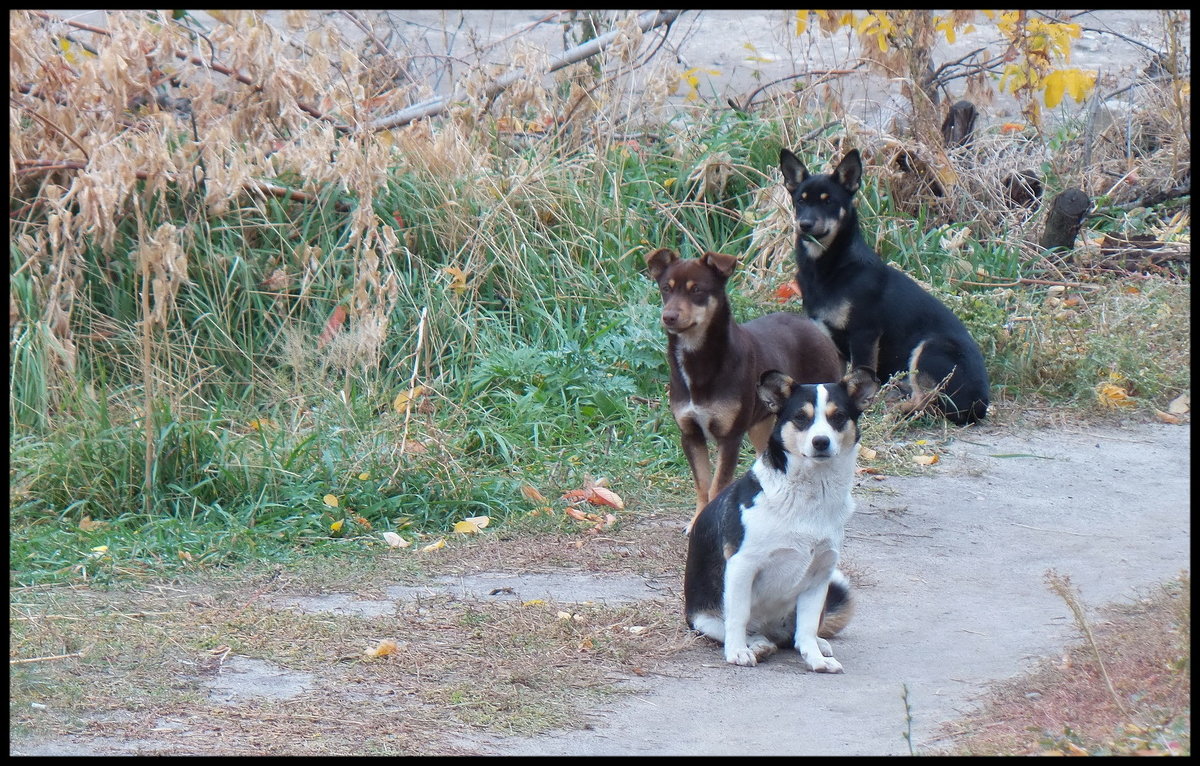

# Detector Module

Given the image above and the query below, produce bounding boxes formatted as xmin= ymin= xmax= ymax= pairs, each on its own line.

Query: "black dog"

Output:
xmin=779 ymin=148 xmax=989 ymax=424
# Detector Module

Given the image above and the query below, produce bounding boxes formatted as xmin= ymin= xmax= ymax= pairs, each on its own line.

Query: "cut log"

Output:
xmin=1040 ymin=188 xmax=1091 ymax=251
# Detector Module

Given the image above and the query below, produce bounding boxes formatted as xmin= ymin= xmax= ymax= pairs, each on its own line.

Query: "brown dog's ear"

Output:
xmin=644 ymin=248 xmax=678 ymax=282
xmin=701 ymin=251 xmax=738 ymax=279
xmin=779 ymin=148 xmax=808 ymax=192
xmin=833 ymin=149 xmax=863 ymax=195
xmin=843 ymin=366 xmax=879 ymax=412
xmin=758 ymin=370 xmax=795 ymax=414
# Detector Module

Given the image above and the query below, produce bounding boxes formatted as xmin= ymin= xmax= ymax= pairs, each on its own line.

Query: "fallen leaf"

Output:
xmin=1168 ymin=393 xmax=1190 ymax=415
xmin=588 ymin=486 xmax=625 ymax=510
xmin=522 ymin=599 xmax=545 ymax=607
xmin=358 ymin=472 xmax=371 ymax=480
xmin=913 ymin=454 xmax=939 ymax=466
xmin=393 ymin=385 xmax=426 ymax=415
xmin=859 ymin=446 xmax=877 ymax=460
xmin=248 ymin=417 xmax=272 ymax=431
xmin=364 ymin=639 xmax=399 ymax=658
xmin=453 ymin=515 xmax=491 ymax=534
xmin=419 ymin=538 xmax=446 ymax=552
xmin=79 ymin=516 xmax=106 ymax=532
xmin=521 ymin=484 xmax=548 ymax=504
xmin=381 ymin=532 xmax=410 ymax=548
xmin=556 ymin=611 xmax=573 ymax=620
xmin=177 ymin=550 xmax=193 ymax=562
xmin=774 ymin=280 xmax=802 ymax=302
xmin=317 ymin=305 xmax=347 ymax=349
xmin=1154 ymin=409 xmax=1182 ymax=424
xmin=323 ymin=494 xmax=339 ymax=508
xmin=577 ymin=637 xmax=594 ymax=651
xmin=565 ymin=507 xmax=590 ymax=522
xmin=330 ymin=519 xmax=345 ymax=533
xmin=627 ymin=625 xmax=649 ymax=635
xmin=353 ymin=515 xmax=372 ymax=529
xmin=1096 ymin=382 xmax=1136 ymax=409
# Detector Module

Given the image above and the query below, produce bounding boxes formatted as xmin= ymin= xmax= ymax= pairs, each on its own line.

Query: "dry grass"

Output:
xmin=937 ymin=572 xmax=1190 ymax=756
xmin=9 ymin=505 xmax=695 ymax=755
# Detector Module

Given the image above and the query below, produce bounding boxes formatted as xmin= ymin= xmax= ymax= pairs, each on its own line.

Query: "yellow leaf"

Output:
xmin=358 ymin=472 xmax=371 ymax=480
xmin=91 ymin=545 xmax=108 ymax=553
xmin=381 ymin=531 xmax=411 ymax=548
xmin=443 ymin=267 xmax=467 ymax=294
xmin=177 ymin=550 xmax=193 ymax=562
xmin=393 ymin=385 xmax=426 ymax=414
xmin=1042 ymin=70 xmax=1067 ymax=109
xmin=453 ymin=515 xmax=490 ymax=534
xmin=323 ymin=494 xmax=339 ymax=508
xmin=794 ymin=10 xmax=809 ymax=35
xmin=330 ymin=519 xmax=344 ymax=533
xmin=419 ymin=538 xmax=446 ymax=552
xmin=79 ymin=516 xmax=106 ymax=532
xmin=663 ymin=178 xmax=676 ymax=189
xmin=522 ymin=599 xmax=545 ymax=607
xmin=1097 ymin=382 xmax=1136 ymax=409
xmin=364 ymin=639 xmax=399 ymax=658
xmin=248 ymin=417 xmax=272 ymax=431
xmin=913 ymin=454 xmax=939 ymax=466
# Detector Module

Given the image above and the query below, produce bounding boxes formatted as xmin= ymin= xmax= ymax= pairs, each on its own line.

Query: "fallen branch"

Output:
xmin=10 ymin=649 xmax=88 ymax=665
xmin=366 ymin=9 xmax=684 ymax=131
xmin=950 ymin=276 xmax=1103 ymax=291
xmin=730 ymin=65 xmax=864 ymax=112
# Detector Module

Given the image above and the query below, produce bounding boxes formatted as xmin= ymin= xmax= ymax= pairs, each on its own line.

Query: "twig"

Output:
xmin=10 ymin=649 xmax=88 ymax=665
xmin=1013 ymin=522 xmax=1118 ymax=539
xmin=391 ymin=306 xmax=429 ymax=484
xmin=950 ymin=276 xmax=1102 ymax=291
xmin=366 ymin=10 xmax=684 ymax=131
xmin=733 ymin=66 xmax=863 ymax=112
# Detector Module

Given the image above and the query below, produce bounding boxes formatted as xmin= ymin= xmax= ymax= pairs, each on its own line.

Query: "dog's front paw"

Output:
xmin=816 ymin=637 xmax=833 ymax=657
xmin=725 ymin=645 xmax=758 ymax=667
xmin=801 ymin=651 xmax=844 ymax=673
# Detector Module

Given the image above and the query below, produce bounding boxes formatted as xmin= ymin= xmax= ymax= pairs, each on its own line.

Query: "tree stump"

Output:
xmin=1040 ymin=188 xmax=1091 ymax=251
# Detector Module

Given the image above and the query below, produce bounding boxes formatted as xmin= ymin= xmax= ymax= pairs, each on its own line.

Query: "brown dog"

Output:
xmin=645 ymin=248 xmax=844 ymax=531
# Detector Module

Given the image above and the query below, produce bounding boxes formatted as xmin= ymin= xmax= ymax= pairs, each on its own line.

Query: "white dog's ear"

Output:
xmin=758 ymin=370 xmax=795 ymax=414
xmin=644 ymin=248 xmax=678 ymax=282
xmin=779 ymin=148 xmax=808 ymax=192
xmin=833 ymin=149 xmax=862 ymax=195
xmin=843 ymin=366 xmax=879 ymax=412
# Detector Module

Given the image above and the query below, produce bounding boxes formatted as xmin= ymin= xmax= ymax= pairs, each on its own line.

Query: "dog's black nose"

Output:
xmin=811 ymin=435 xmax=830 ymax=452
xmin=796 ymin=219 xmax=814 ymax=233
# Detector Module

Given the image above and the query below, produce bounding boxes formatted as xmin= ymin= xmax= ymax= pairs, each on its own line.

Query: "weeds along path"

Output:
xmin=469 ymin=421 xmax=1190 ymax=756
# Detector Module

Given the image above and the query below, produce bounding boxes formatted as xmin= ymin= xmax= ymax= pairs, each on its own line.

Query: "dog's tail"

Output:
xmin=817 ymin=568 xmax=854 ymax=638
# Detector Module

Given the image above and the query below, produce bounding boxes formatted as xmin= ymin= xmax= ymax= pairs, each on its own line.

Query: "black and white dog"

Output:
xmin=779 ymin=147 xmax=990 ymax=425
xmin=684 ymin=372 xmax=875 ymax=672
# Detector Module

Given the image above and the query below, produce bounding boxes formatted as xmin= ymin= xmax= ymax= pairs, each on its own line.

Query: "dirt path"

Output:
xmin=462 ymin=420 xmax=1191 ymax=756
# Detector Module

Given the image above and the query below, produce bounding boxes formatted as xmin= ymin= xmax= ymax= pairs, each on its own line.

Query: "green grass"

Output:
xmin=9 ymin=105 xmax=1190 ymax=587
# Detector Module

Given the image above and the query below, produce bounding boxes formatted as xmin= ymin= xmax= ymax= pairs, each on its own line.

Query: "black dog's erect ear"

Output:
xmin=779 ymin=148 xmax=808 ymax=192
xmin=843 ymin=366 xmax=879 ymax=413
xmin=833 ymin=149 xmax=863 ymax=195
xmin=758 ymin=370 xmax=796 ymax=414
xmin=644 ymin=248 xmax=678 ymax=282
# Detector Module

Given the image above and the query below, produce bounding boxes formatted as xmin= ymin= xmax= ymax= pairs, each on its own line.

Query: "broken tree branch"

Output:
xmin=365 ymin=9 xmax=684 ymax=132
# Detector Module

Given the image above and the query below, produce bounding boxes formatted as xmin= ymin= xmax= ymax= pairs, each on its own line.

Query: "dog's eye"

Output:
xmin=825 ymin=411 xmax=848 ymax=429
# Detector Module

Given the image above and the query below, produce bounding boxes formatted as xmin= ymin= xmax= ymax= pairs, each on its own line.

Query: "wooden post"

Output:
xmin=1040 ymin=188 xmax=1091 ymax=251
